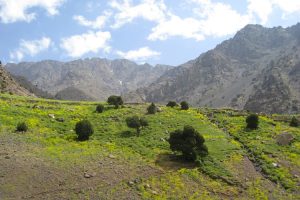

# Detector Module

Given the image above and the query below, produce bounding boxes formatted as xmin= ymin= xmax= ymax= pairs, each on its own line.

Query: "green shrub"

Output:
xmin=126 ymin=116 xmax=149 ymax=136
xmin=75 ymin=120 xmax=94 ymax=141
xmin=290 ymin=116 xmax=299 ymax=127
xmin=180 ymin=101 xmax=189 ymax=110
xmin=168 ymin=125 xmax=208 ymax=161
xmin=166 ymin=101 xmax=178 ymax=107
xmin=96 ymin=104 xmax=105 ymax=113
xmin=147 ymin=103 xmax=157 ymax=114
xmin=16 ymin=122 xmax=28 ymax=132
xmin=246 ymin=114 xmax=259 ymax=129
xmin=107 ymin=95 xmax=123 ymax=108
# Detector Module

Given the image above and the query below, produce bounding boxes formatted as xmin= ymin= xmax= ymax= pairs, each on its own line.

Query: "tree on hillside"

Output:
xmin=107 ymin=95 xmax=123 ymax=108
xmin=180 ymin=101 xmax=189 ymax=110
xmin=147 ymin=102 xmax=157 ymax=114
xmin=168 ymin=126 xmax=208 ymax=161
xmin=246 ymin=114 xmax=259 ymax=129
xmin=96 ymin=104 xmax=105 ymax=113
xmin=75 ymin=120 xmax=94 ymax=141
xmin=166 ymin=101 xmax=178 ymax=108
xmin=290 ymin=116 xmax=299 ymax=127
xmin=126 ymin=116 xmax=148 ymax=136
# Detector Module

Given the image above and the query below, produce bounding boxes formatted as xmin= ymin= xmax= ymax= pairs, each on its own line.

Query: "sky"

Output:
xmin=0 ymin=0 xmax=300 ymax=66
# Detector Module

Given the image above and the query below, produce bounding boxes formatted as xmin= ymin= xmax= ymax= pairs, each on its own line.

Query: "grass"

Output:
xmin=208 ymin=108 xmax=300 ymax=191
xmin=0 ymin=93 xmax=299 ymax=199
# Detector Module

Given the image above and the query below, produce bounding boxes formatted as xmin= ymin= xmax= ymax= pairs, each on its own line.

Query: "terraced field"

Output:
xmin=0 ymin=94 xmax=299 ymax=199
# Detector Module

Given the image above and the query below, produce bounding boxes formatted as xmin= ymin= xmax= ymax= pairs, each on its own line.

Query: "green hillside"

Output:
xmin=0 ymin=94 xmax=299 ymax=199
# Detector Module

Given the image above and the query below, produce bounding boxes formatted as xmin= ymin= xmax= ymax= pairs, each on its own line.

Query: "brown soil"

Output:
xmin=0 ymin=134 xmax=162 ymax=200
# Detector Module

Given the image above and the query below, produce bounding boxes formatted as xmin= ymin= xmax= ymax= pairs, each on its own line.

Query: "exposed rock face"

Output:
xmin=5 ymin=59 xmax=172 ymax=101
xmin=276 ymin=132 xmax=294 ymax=146
xmin=0 ymin=64 xmax=34 ymax=97
xmin=12 ymin=75 xmax=53 ymax=99
xmin=138 ymin=23 xmax=300 ymax=114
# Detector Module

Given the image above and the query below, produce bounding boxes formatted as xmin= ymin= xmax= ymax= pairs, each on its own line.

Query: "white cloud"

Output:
xmin=109 ymin=0 xmax=167 ymax=28
xmin=149 ymin=0 xmax=251 ymax=41
xmin=192 ymin=0 xmax=252 ymax=37
xmin=0 ymin=0 xmax=65 ymax=23
xmin=10 ymin=37 xmax=51 ymax=61
xmin=116 ymin=47 xmax=160 ymax=62
xmin=247 ymin=0 xmax=300 ymax=24
xmin=148 ymin=15 xmax=205 ymax=41
xmin=273 ymin=0 xmax=300 ymax=14
xmin=60 ymin=31 xmax=111 ymax=58
xmin=73 ymin=11 xmax=112 ymax=29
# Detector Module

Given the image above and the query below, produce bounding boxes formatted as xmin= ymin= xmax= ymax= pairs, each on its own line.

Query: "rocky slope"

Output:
xmin=138 ymin=23 xmax=300 ymax=114
xmin=12 ymin=75 xmax=54 ymax=99
xmin=5 ymin=58 xmax=172 ymax=101
xmin=0 ymin=64 xmax=34 ymax=97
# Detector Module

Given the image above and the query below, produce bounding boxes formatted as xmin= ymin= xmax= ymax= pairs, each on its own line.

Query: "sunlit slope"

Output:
xmin=0 ymin=94 xmax=298 ymax=199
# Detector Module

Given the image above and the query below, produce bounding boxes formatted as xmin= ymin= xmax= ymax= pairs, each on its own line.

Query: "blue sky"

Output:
xmin=0 ymin=0 xmax=299 ymax=66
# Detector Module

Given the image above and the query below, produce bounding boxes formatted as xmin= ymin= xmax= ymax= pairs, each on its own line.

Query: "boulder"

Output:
xmin=56 ymin=118 xmax=65 ymax=122
xmin=276 ymin=132 xmax=294 ymax=146
xmin=48 ymin=114 xmax=55 ymax=119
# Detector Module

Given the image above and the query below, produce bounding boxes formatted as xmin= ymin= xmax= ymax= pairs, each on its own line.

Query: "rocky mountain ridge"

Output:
xmin=5 ymin=58 xmax=172 ymax=101
xmin=0 ymin=63 xmax=34 ymax=97
xmin=137 ymin=23 xmax=300 ymax=114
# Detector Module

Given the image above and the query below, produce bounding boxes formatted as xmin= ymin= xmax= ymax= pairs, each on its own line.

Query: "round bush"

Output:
xmin=75 ymin=120 xmax=94 ymax=141
xmin=107 ymin=95 xmax=123 ymax=108
xmin=246 ymin=114 xmax=259 ymax=129
xmin=166 ymin=101 xmax=178 ymax=108
xmin=147 ymin=103 xmax=157 ymax=114
xmin=96 ymin=104 xmax=105 ymax=113
xmin=180 ymin=101 xmax=189 ymax=110
xmin=290 ymin=116 xmax=299 ymax=127
xmin=16 ymin=122 xmax=28 ymax=132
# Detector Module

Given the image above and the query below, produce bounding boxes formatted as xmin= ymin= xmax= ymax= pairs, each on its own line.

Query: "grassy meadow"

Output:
xmin=0 ymin=94 xmax=299 ymax=199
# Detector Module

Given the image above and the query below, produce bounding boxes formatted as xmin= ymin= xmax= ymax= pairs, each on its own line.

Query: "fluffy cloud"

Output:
xmin=109 ymin=0 xmax=300 ymax=42
xmin=60 ymin=31 xmax=111 ymax=58
xmin=247 ymin=0 xmax=300 ymax=24
xmin=149 ymin=0 xmax=251 ymax=41
xmin=148 ymin=15 xmax=205 ymax=41
xmin=10 ymin=37 xmax=51 ymax=61
xmin=116 ymin=47 xmax=160 ymax=62
xmin=191 ymin=0 xmax=252 ymax=37
xmin=0 ymin=0 xmax=65 ymax=23
xmin=73 ymin=11 xmax=112 ymax=29
xmin=109 ymin=0 xmax=167 ymax=28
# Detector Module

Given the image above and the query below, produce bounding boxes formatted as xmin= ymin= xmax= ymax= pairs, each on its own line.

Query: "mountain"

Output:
xmin=55 ymin=87 xmax=95 ymax=101
xmin=5 ymin=58 xmax=172 ymax=101
xmin=138 ymin=23 xmax=300 ymax=114
xmin=0 ymin=63 xmax=34 ymax=97
xmin=12 ymin=75 xmax=54 ymax=99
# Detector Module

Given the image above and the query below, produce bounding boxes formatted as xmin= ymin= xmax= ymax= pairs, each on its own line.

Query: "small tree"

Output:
xmin=107 ymin=95 xmax=123 ymax=108
xmin=147 ymin=103 xmax=157 ymax=114
xmin=75 ymin=120 xmax=94 ymax=141
xmin=126 ymin=116 xmax=148 ymax=136
xmin=169 ymin=126 xmax=208 ymax=161
xmin=16 ymin=122 xmax=28 ymax=132
xmin=290 ymin=116 xmax=299 ymax=127
xmin=166 ymin=101 xmax=177 ymax=108
xmin=180 ymin=101 xmax=189 ymax=110
xmin=246 ymin=114 xmax=259 ymax=129
xmin=96 ymin=104 xmax=104 ymax=113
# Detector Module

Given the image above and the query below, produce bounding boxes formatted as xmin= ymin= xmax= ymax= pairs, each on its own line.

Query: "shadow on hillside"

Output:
xmin=120 ymin=130 xmax=136 ymax=138
xmin=155 ymin=153 xmax=197 ymax=171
